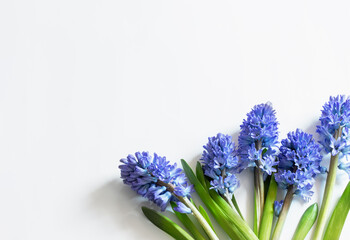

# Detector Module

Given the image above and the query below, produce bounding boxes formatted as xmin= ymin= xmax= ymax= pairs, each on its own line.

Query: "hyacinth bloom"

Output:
xmin=313 ymin=95 xmax=350 ymax=240
xmin=275 ymin=129 xmax=323 ymax=201
xmin=120 ymin=151 xmax=193 ymax=213
xmin=272 ymin=129 xmax=322 ymax=240
xmin=120 ymin=151 xmax=219 ymax=240
xmin=201 ymin=133 xmax=240 ymax=210
xmin=201 ymin=133 xmax=240 ymax=194
xmin=317 ymin=95 xmax=350 ymax=176
xmin=238 ymin=103 xmax=279 ymax=234
xmin=238 ymin=103 xmax=279 ymax=174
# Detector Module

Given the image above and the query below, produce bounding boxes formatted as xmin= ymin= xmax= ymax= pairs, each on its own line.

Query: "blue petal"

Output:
xmin=173 ymin=201 xmax=192 ymax=214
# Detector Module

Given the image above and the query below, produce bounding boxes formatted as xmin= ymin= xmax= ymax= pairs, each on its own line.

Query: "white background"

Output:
xmin=1 ymin=1 xmax=350 ymax=239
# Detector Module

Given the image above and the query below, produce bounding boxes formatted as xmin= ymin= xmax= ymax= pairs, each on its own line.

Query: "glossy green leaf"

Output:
xmin=231 ymin=194 xmax=244 ymax=220
xmin=292 ymin=203 xmax=318 ymax=240
xmin=324 ymin=181 xmax=350 ymax=240
xmin=196 ymin=162 xmax=209 ymax=192
xmin=181 ymin=159 xmax=258 ymax=240
xmin=181 ymin=159 xmax=241 ymax=239
xmin=141 ymin=206 xmax=194 ymax=240
xmin=170 ymin=202 xmax=207 ymax=240
xmin=198 ymin=205 xmax=215 ymax=232
xmin=196 ymin=161 xmax=244 ymax=220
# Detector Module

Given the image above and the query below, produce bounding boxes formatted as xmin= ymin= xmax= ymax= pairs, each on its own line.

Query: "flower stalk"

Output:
xmin=254 ymin=166 xmax=264 ymax=233
xmin=271 ymin=186 xmax=294 ymax=240
xmin=254 ymin=141 xmax=265 ymax=234
xmin=179 ymin=196 xmax=219 ymax=240
xmin=238 ymin=103 xmax=279 ymax=233
xmin=155 ymin=179 xmax=219 ymax=240
xmin=313 ymin=129 xmax=342 ymax=240
xmin=224 ymin=189 xmax=235 ymax=210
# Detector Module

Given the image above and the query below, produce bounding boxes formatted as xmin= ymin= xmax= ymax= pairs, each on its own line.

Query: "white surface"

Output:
xmin=1 ymin=1 xmax=350 ymax=239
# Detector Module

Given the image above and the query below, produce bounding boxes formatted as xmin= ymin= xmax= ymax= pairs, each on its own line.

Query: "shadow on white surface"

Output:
xmin=88 ymin=179 xmax=171 ymax=239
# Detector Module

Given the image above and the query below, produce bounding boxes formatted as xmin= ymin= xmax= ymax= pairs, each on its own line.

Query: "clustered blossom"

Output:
xmin=316 ymin=95 xmax=350 ymax=177
xmin=201 ymin=133 xmax=240 ymax=195
xmin=238 ymin=103 xmax=279 ymax=175
xmin=275 ymin=129 xmax=323 ymax=201
xmin=119 ymin=151 xmax=193 ymax=213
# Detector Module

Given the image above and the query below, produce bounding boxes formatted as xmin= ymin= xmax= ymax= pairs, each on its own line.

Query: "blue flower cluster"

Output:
xmin=201 ymin=133 xmax=240 ymax=195
xmin=316 ymin=95 xmax=350 ymax=177
xmin=119 ymin=151 xmax=193 ymax=213
xmin=275 ymin=129 xmax=323 ymax=201
xmin=238 ymin=103 xmax=279 ymax=175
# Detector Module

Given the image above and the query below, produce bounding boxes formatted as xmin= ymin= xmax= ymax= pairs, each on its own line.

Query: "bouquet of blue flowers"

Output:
xmin=119 ymin=95 xmax=350 ymax=240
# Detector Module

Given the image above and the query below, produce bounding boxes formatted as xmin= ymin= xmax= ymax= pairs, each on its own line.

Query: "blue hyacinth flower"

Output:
xmin=238 ymin=103 xmax=279 ymax=175
xmin=316 ymin=95 xmax=350 ymax=178
xmin=201 ymin=133 xmax=240 ymax=195
xmin=275 ymin=129 xmax=323 ymax=201
xmin=119 ymin=151 xmax=193 ymax=213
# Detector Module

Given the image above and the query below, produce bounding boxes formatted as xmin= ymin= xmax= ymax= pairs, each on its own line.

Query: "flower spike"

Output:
xmin=201 ymin=133 xmax=240 ymax=195
xmin=238 ymin=102 xmax=279 ymax=174
xmin=313 ymin=95 xmax=350 ymax=240
xmin=272 ymin=129 xmax=322 ymax=240
xmin=238 ymin=102 xmax=279 ymax=234
xmin=120 ymin=152 xmax=193 ymax=213
xmin=120 ymin=151 xmax=219 ymax=240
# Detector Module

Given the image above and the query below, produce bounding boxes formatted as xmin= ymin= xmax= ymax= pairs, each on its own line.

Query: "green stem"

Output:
xmin=271 ymin=186 xmax=294 ymax=240
xmin=254 ymin=168 xmax=260 ymax=234
xmin=171 ymin=202 xmax=207 ymax=240
xmin=254 ymin=166 xmax=265 ymax=234
xmin=182 ymin=159 xmax=258 ymax=240
xmin=312 ymin=154 xmax=339 ymax=240
xmin=179 ymin=196 xmax=219 ymax=240
xmin=224 ymin=190 xmax=235 ymax=210
xmin=312 ymin=128 xmax=342 ymax=240
xmin=253 ymin=141 xmax=265 ymax=235
xmin=259 ymin=175 xmax=278 ymax=240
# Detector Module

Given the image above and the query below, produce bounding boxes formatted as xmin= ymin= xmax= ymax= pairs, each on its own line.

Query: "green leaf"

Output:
xmin=259 ymin=175 xmax=277 ymax=240
xmin=232 ymin=194 xmax=245 ymax=220
xmin=141 ymin=206 xmax=194 ymax=240
xmin=208 ymin=187 xmax=256 ymax=239
xmin=196 ymin=161 xmax=244 ymax=220
xmin=181 ymin=159 xmax=241 ymax=239
xmin=170 ymin=202 xmax=207 ymax=240
xmin=292 ymin=203 xmax=318 ymax=240
xmin=196 ymin=162 xmax=209 ymax=192
xmin=198 ymin=205 xmax=215 ymax=232
xmin=181 ymin=159 xmax=258 ymax=240
xmin=323 ymin=181 xmax=350 ymax=240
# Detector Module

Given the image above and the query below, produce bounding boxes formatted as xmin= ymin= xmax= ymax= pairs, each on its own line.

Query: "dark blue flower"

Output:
xmin=316 ymin=95 xmax=350 ymax=178
xmin=238 ymin=103 xmax=279 ymax=174
xmin=275 ymin=129 xmax=322 ymax=201
xmin=201 ymin=133 xmax=240 ymax=195
xmin=119 ymin=151 xmax=193 ymax=213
